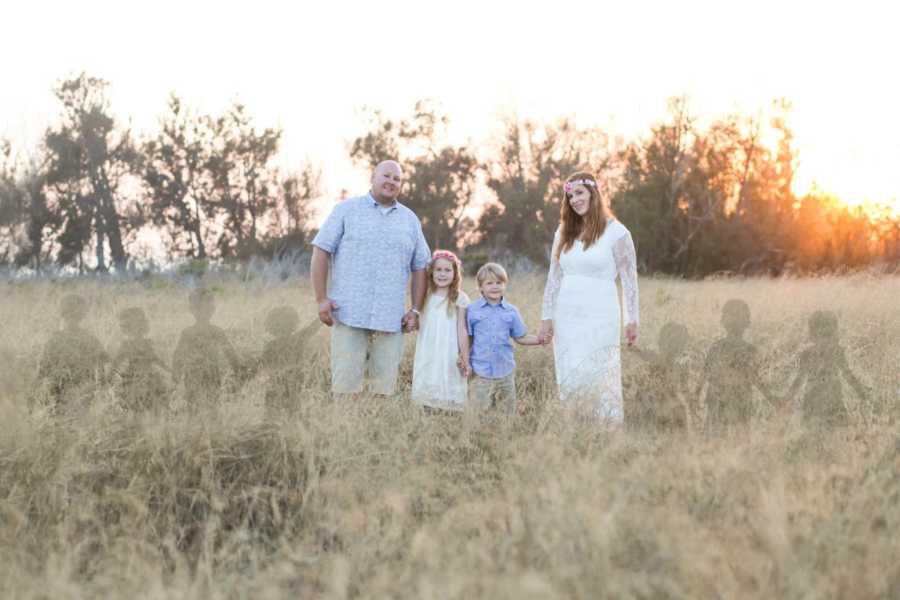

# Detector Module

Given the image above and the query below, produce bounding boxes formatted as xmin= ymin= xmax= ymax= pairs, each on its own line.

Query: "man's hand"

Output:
xmin=401 ymin=309 xmax=419 ymax=333
xmin=625 ymin=322 xmax=638 ymax=346
xmin=318 ymin=299 xmax=338 ymax=327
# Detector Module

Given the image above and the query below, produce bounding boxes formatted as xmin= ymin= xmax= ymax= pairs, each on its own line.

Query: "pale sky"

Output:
xmin=3 ymin=0 xmax=899 ymax=213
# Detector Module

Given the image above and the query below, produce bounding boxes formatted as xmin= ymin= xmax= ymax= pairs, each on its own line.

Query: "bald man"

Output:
xmin=311 ymin=160 xmax=430 ymax=397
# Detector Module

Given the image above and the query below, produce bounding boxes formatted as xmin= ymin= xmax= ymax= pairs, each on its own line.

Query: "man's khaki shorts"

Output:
xmin=330 ymin=321 xmax=404 ymax=395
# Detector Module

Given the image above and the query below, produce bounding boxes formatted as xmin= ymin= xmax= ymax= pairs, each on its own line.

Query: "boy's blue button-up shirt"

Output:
xmin=311 ymin=194 xmax=430 ymax=333
xmin=466 ymin=297 xmax=527 ymax=379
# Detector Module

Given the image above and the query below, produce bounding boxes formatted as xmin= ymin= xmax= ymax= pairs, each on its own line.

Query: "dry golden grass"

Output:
xmin=0 ymin=273 xmax=898 ymax=598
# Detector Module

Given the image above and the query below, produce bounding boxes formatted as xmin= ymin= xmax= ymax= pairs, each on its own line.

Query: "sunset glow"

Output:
xmin=3 ymin=0 xmax=898 ymax=215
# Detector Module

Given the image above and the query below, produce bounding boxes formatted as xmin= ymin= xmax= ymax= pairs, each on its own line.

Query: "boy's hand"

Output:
xmin=456 ymin=354 xmax=470 ymax=377
xmin=538 ymin=320 xmax=554 ymax=345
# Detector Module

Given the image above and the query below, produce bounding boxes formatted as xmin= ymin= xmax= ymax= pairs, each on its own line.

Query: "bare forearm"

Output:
xmin=515 ymin=334 xmax=541 ymax=346
xmin=410 ymin=269 xmax=426 ymax=310
xmin=311 ymin=247 xmax=330 ymax=302
xmin=457 ymin=326 xmax=470 ymax=359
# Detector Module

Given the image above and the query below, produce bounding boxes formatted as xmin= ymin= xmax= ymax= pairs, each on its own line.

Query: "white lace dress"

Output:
xmin=412 ymin=291 xmax=470 ymax=411
xmin=541 ymin=220 xmax=639 ymax=422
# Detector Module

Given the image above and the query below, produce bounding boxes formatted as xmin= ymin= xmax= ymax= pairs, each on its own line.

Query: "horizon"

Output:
xmin=3 ymin=0 xmax=899 ymax=217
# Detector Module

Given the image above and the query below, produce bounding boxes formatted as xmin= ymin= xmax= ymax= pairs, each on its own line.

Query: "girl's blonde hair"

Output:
xmin=425 ymin=250 xmax=463 ymax=316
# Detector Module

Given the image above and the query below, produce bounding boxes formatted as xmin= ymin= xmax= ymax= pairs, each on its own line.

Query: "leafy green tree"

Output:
xmin=140 ymin=94 xmax=215 ymax=260
xmin=262 ymin=164 xmax=322 ymax=257
xmin=0 ymin=141 xmax=20 ymax=264
xmin=613 ymin=98 xmax=798 ymax=276
xmin=479 ymin=116 xmax=614 ymax=264
xmin=142 ymin=97 xmax=284 ymax=261
xmin=350 ymin=101 xmax=479 ymax=252
xmin=206 ymin=103 xmax=281 ymax=259
xmin=728 ymin=100 xmax=799 ymax=273
xmin=615 ymin=97 xmax=709 ymax=274
xmin=42 ymin=73 xmax=140 ymax=271
xmin=0 ymin=142 xmax=59 ymax=270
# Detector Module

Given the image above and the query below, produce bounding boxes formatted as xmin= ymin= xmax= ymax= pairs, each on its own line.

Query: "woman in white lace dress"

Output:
xmin=539 ymin=172 xmax=640 ymax=422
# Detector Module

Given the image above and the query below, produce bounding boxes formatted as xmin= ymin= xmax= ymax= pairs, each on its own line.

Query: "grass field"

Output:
xmin=0 ymin=273 xmax=898 ymax=598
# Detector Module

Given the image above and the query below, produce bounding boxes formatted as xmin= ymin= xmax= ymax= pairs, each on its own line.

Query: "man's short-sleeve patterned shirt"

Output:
xmin=312 ymin=194 xmax=430 ymax=333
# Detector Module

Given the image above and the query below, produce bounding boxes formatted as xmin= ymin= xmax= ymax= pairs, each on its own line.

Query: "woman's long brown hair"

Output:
xmin=556 ymin=171 xmax=614 ymax=260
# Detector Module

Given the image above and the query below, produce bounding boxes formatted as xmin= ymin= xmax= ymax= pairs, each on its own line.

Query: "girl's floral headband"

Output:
xmin=564 ymin=178 xmax=598 ymax=194
xmin=431 ymin=250 xmax=460 ymax=266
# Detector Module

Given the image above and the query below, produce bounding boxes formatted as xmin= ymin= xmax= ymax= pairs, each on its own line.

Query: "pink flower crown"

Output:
xmin=431 ymin=250 xmax=461 ymax=266
xmin=564 ymin=178 xmax=598 ymax=194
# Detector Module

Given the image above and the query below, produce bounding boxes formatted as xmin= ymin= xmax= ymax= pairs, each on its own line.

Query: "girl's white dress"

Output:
xmin=412 ymin=291 xmax=470 ymax=411
xmin=542 ymin=220 xmax=639 ymax=422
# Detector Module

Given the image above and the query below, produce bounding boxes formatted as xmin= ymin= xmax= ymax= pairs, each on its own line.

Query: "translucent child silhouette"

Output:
xmin=695 ymin=299 xmax=776 ymax=429
xmin=112 ymin=307 xmax=171 ymax=412
xmin=257 ymin=306 xmax=319 ymax=415
xmin=784 ymin=310 xmax=868 ymax=427
xmin=36 ymin=294 xmax=109 ymax=412
xmin=630 ymin=321 xmax=691 ymax=431
xmin=171 ymin=288 xmax=241 ymax=409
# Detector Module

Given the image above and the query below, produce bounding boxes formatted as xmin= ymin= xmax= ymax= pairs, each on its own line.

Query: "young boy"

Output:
xmin=465 ymin=262 xmax=543 ymax=415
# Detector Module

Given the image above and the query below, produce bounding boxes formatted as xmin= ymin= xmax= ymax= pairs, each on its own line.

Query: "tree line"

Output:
xmin=1 ymin=75 xmax=898 ymax=277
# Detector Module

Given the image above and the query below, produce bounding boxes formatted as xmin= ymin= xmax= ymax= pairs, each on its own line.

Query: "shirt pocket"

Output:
xmin=389 ymin=228 xmax=416 ymax=257
xmin=341 ymin=213 xmax=365 ymax=244
xmin=500 ymin=313 xmax=518 ymax=337
xmin=467 ymin=312 xmax=484 ymax=334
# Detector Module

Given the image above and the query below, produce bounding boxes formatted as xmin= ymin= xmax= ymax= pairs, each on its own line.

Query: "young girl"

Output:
xmin=412 ymin=250 xmax=470 ymax=412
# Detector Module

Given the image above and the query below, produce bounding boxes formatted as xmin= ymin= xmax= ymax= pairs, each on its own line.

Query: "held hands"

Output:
xmin=537 ymin=320 xmax=554 ymax=346
xmin=317 ymin=299 xmax=338 ymax=327
xmin=401 ymin=309 xmax=420 ymax=333
xmin=456 ymin=353 xmax=471 ymax=377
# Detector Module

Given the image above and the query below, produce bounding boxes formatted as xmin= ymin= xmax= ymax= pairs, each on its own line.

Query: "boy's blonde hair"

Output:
xmin=476 ymin=262 xmax=509 ymax=287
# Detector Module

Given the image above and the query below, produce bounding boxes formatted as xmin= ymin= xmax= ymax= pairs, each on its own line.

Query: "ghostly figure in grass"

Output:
xmin=785 ymin=310 xmax=869 ymax=426
xmin=172 ymin=288 xmax=241 ymax=408
xmin=36 ymin=294 xmax=109 ymax=411
xmin=629 ymin=321 xmax=691 ymax=430
xmin=257 ymin=306 xmax=319 ymax=414
xmin=112 ymin=307 xmax=170 ymax=412
xmin=695 ymin=299 xmax=777 ymax=429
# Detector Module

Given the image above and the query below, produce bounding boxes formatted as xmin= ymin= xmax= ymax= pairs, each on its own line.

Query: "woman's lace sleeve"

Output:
xmin=541 ymin=229 xmax=563 ymax=320
xmin=613 ymin=230 xmax=640 ymax=325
